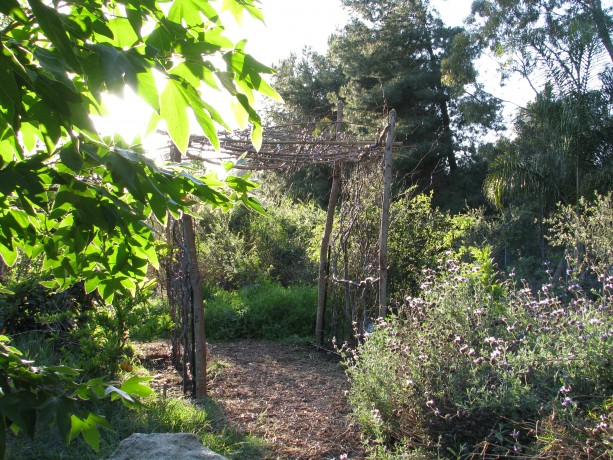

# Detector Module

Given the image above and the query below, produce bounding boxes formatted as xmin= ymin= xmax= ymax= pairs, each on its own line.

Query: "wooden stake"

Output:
xmin=378 ymin=109 xmax=396 ymax=319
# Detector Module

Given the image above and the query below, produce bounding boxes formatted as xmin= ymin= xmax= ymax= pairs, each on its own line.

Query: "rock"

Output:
xmin=108 ymin=433 xmax=228 ymax=460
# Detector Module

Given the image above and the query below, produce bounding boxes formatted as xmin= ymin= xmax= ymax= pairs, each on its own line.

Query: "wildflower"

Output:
xmin=473 ymin=309 xmax=483 ymax=316
xmin=561 ymin=397 xmax=573 ymax=407
xmin=339 ymin=454 xmax=349 ymax=460
xmin=473 ymin=356 xmax=485 ymax=365
xmin=459 ymin=345 xmax=469 ymax=353
xmin=588 ymin=318 xmax=601 ymax=324
xmin=512 ymin=429 xmax=520 ymax=439
xmin=593 ymin=422 xmax=609 ymax=435
xmin=468 ymin=348 xmax=476 ymax=356
xmin=490 ymin=349 xmax=501 ymax=359
xmin=484 ymin=337 xmax=497 ymax=345
xmin=559 ymin=385 xmax=572 ymax=394
xmin=454 ymin=335 xmax=462 ymax=344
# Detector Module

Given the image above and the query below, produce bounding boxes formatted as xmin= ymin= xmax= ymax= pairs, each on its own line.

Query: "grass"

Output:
xmin=205 ymin=279 xmax=317 ymax=342
xmin=5 ymin=396 xmax=268 ymax=459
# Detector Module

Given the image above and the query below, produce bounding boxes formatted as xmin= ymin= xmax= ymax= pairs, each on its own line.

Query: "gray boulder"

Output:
xmin=108 ymin=433 xmax=228 ymax=460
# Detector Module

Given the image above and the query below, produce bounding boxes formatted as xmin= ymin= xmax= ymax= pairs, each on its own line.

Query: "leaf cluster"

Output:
xmin=0 ymin=0 xmax=278 ymax=299
xmin=0 ymin=335 xmax=152 ymax=457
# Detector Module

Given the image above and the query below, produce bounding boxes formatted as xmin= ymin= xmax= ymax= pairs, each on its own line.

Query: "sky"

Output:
xmin=97 ymin=0 xmax=530 ymax=145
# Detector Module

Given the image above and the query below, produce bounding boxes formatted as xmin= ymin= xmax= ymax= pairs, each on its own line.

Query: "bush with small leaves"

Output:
xmin=344 ymin=253 xmax=612 ymax=458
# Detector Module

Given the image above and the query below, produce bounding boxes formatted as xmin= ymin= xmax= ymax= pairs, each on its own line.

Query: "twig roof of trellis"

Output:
xmin=163 ymin=121 xmax=402 ymax=171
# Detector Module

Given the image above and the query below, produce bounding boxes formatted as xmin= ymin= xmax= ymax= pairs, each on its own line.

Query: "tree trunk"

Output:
xmin=170 ymin=142 xmax=207 ymax=398
xmin=316 ymin=162 xmax=342 ymax=348
xmin=315 ymin=103 xmax=343 ymax=348
xmin=378 ymin=109 xmax=396 ymax=319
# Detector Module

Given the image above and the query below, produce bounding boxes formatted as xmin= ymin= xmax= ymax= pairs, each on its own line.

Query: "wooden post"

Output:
xmin=182 ymin=214 xmax=207 ymax=398
xmin=378 ymin=109 xmax=396 ymax=319
xmin=315 ymin=103 xmax=343 ymax=348
xmin=169 ymin=142 xmax=207 ymax=398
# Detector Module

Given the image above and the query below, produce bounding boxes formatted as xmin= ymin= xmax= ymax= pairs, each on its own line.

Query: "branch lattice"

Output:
xmin=169 ymin=122 xmax=394 ymax=171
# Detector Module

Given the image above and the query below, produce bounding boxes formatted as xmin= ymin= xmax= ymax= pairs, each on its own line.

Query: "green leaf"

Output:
xmin=160 ymin=79 xmax=190 ymax=153
xmin=222 ymin=0 xmax=263 ymax=25
xmin=46 ymin=366 xmax=81 ymax=377
xmin=0 ymin=243 xmax=17 ymax=267
xmin=90 ymin=44 xmax=138 ymax=83
xmin=120 ymin=376 xmax=155 ymax=398
xmin=101 ymin=18 xmax=140 ymax=48
xmin=68 ymin=415 xmax=83 ymax=444
xmin=103 ymin=385 xmax=135 ymax=403
xmin=0 ymin=1 xmax=27 ymax=23
xmin=81 ymin=415 xmax=101 ymax=451
xmin=169 ymin=0 xmax=221 ymax=27
xmin=28 ymin=0 xmax=82 ymax=72
xmin=59 ymin=143 xmax=84 ymax=173
xmin=133 ymin=70 xmax=160 ymax=113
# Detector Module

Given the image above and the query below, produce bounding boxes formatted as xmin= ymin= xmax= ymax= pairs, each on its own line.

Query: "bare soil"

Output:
xmin=135 ymin=339 xmax=366 ymax=460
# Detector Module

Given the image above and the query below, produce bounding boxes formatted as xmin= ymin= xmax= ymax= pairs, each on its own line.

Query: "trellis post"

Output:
xmin=378 ymin=109 xmax=396 ymax=319
xmin=168 ymin=143 xmax=207 ymax=398
xmin=315 ymin=103 xmax=343 ymax=348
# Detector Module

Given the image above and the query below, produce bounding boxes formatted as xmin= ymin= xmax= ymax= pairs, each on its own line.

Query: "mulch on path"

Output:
xmin=136 ymin=339 xmax=366 ymax=460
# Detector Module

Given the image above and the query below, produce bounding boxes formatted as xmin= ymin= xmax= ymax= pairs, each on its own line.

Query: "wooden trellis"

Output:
xmin=161 ymin=104 xmax=397 ymax=396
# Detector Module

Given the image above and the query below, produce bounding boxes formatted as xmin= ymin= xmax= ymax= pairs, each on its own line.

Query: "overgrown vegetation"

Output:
xmin=205 ymin=279 xmax=317 ymax=342
xmin=343 ymin=194 xmax=613 ymax=459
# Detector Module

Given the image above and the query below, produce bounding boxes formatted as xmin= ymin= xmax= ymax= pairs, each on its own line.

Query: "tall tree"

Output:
xmin=469 ymin=0 xmax=612 ymax=96
xmin=268 ymin=0 xmax=500 ymax=199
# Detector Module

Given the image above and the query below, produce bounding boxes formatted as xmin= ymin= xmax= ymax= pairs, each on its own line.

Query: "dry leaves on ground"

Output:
xmin=135 ymin=339 xmax=365 ymax=460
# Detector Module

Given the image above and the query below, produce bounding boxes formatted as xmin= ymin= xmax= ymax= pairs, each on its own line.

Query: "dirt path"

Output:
xmin=136 ymin=340 xmax=365 ymax=460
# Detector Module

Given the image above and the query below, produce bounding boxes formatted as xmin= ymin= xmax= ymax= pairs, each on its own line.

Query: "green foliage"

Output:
xmin=548 ymin=192 xmax=613 ymax=279
xmin=198 ymin=198 xmax=324 ymax=287
xmin=5 ymin=385 xmax=266 ymax=459
xmin=0 ymin=0 xmax=275 ymax=299
xmin=0 ymin=0 xmax=276 ymax=453
xmin=0 ymin=279 xmax=166 ymax=378
xmin=388 ymin=191 xmax=473 ymax=296
xmin=128 ymin=298 xmax=173 ymax=342
xmin=468 ymin=0 xmax=611 ymax=96
xmin=0 ymin=336 xmax=148 ymax=458
xmin=344 ymin=255 xmax=612 ymax=458
xmin=205 ymin=280 xmax=317 ymax=341
xmin=483 ymin=89 xmax=613 ymax=211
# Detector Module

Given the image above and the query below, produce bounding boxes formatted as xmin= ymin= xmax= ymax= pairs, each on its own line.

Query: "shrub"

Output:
xmin=344 ymin=256 xmax=612 ymax=458
xmin=197 ymin=199 xmax=324 ymax=288
xmin=0 ymin=279 xmax=163 ymax=378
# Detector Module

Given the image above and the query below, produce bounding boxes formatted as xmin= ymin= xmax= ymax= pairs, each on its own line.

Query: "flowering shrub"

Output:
xmin=344 ymin=257 xmax=612 ymax=458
